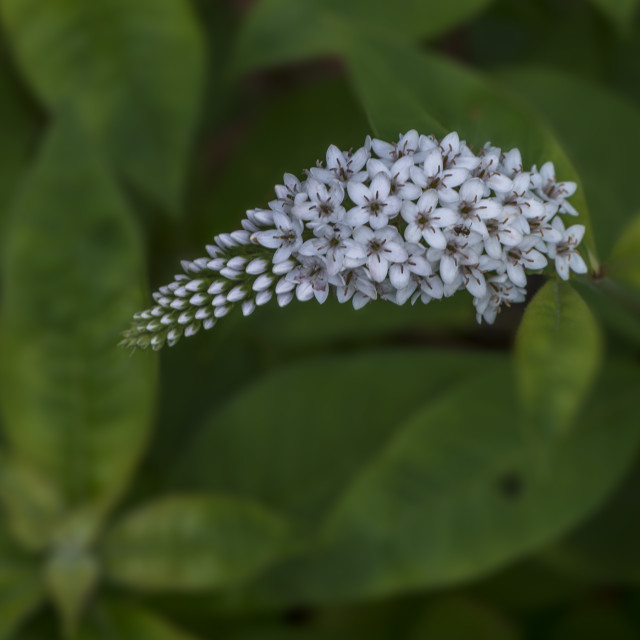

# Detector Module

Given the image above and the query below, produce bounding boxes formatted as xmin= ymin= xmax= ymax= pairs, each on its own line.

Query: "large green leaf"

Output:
xmin=0 ymin=111 xmax=156 ymax=517
xmin=0 ymin=528 xmax=43 ymax=640
xmin=0 ymin=0 xmax=205 ymax=212
xmin=548 ymin=604 xmax=638 ymax=640
xmin=0 ymin=453 xmax=63 ymax=551
xmin=80 ymin=602 xmax=202 ymax=640
xmin=495 ymin=68 xmax=640 ymax=258
xmin=514 ymin=281 xmax=602 ymax=437
xmin=239 ymin=358 xmax=640 ymax=604
xmin=101 ymin=496 xmax=289 ymax=591
xmin=172 ymin=350 xmax=504 ymax=530
xmin=234 ymin=0 xmax=494 ymax=72
xmin=345 ymin=40 xmax=597 ymax=264
xmin=0 ymin=46 xmax=41 ymax=228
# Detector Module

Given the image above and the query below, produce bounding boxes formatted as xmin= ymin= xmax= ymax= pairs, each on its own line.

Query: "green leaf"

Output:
xmin=345 ymin=40 xmax=597 ymax=264
xmin=589 ymin=0 xmax=639 ymax=34
xmin=0 ymin=528 xmax=44 ymax=640
xmin=0 ymin=111 xmax=157 ymax=517
xmin=0 ymin=0 xmax=205 ymax=212
xmin=608 ymin=213 xmax=640 ymax=290
xmin=407 ymin=597 xmax=520 ymax=640
xmin=44 ymin=545 xmax=98 ymax=638
xmin=80 ymin=602 xmax=201 ymax=640
xmin=0 ymin=453 xmax=63 ymax=551
xmin=234 ymin=0 xmax=494 ymax=72
xmin=101 ymin=496 xmax=289 ymax=591
xmin=495 ymin=67 xmax=640 ymax=258
xmin=172 ymin=350 xmax=504 ymax=529
xmin=541 ymin=460 xmax=640 ymax=584
xmin=0 ymin=46 xmax=41 ymax=228
xmin=514 ymin=281 xmax=602 ymax=437
xmin=241 ymin=358 xmax=640 ymax=604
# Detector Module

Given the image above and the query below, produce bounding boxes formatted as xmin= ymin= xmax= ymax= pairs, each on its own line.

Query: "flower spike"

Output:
xmin=122 ymin=131 xmax=587 ymax=350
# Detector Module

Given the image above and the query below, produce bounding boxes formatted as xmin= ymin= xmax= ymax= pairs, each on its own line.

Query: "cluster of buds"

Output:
xmin=122 ymin=130 xmax=587 ymax=350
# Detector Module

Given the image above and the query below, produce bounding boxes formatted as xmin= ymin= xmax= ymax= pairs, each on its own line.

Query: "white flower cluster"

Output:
xmin=123 ymin=131 xmax=587 ymax=350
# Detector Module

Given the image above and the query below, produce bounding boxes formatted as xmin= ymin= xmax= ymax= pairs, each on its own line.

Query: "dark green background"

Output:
xmin=1 ymin=0 xmax=640 ymax=638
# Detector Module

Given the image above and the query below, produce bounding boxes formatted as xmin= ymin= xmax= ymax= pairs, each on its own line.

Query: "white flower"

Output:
xmin=251 ymin=211 xmax=303 ymax=262
xmin=346 ymin=174 xmax=402 ymax=229
xmin=286 ymin=256 xmax=331 ymax=303
xmin=401 ymin=190 xmax=457 ymax=249
xmin=292 ymin=178 xmax=346 ymax=226
xmin=451 ymin=178 xmax=503 ymax=238
xmin=410 ymin=148 xmax=468 ymax=203
xmin=299 ymin=223 xmax=364 ymax=276
xmin=366 ymin=155 xmax=422 ymax=200
xmin=548 ymin=218 xmax=587 ymax=280
xmin=309 ymin=144 xmax=369 ymax=184
xmin=503 ymin=241 xmax=548 ymax=287
xmin=388 ymin=242 xmax=431 ymax=289
xmin=371 ymin=129 xmax=419 ymax=162
xmin=534 ymin=161 xmax=578 ymax=215
xmin=427 ymin=231 xmax=480 ymax=284
xmin=352 ymin=225 xmax=408 ymax=282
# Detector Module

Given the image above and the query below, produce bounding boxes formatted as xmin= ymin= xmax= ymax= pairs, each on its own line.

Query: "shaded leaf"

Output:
xmin=407 ymin=596 xmax=520 ymax=640
xmin=234 ymin=0 xmax=494 ymax=72
xmin=589 ymin=0 xmax=639 ymax=34
xmin=0 ymin=0 xmax=205 ymax=211
xmin=495 ymin=67 xmax=640 ymax=258
xmin=608 ymin=213 xmax=640 ymax=290
xmin=0 ymin=111 xmax=157 ymax=517
xmin=548 ymin=603 xmax=638 ymax=640
xmin=0 ymin=528 xmax=44 ymax=640
xmin=241 ymin=358 xmax=640 ymax=604
xmin=80 ymin=601 xmax=201 ymax=640
xmin=102 ymin=496 xmax=289 ymax=591
xmin=514 ymin=281 xmax=602 ymax=436
xmin=345 ymin=40 xmax=597 ymax=262
xmin=0 ymin=453 xmax=63 ymax=551
xmin=172 ymin=350 xmax=504 ymax=529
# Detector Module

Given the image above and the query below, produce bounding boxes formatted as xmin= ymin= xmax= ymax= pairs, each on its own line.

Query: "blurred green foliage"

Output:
xmin=0 ymin=0 xmax=639 ymax=638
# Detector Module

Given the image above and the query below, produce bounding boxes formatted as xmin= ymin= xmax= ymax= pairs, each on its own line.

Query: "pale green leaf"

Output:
xmin=0 ymin=0 xmax=205 ymax=211
xmin=44 ymin=546 xmax=98 ymax=638
xmin=235 ymin=0 xmax=494 ymax=72
xmin=0 ymin=453 xmax=63 ymax=551
xmin=0 ymin=529 xmax=44 ymax=640
xmin=102 ymin=496 xmax=289 ymax=591
xmin=0 ymin=111 xmax=157 ymax=517
xmin=515 ymin=281 xmax=602 ymax=436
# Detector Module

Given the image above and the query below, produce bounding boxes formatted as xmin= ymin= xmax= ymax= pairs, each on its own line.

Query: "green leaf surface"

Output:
xmin=239 ymin=357 xmax=640 ymax=604
xmin=0 ymin=529 xmax=44 ymax=640
xmin=0 ymin=453 xmax=63 ymax=551
xmin=44 ymin=545 xmax=98 ymax=637
xmin=609 ymin=213 xmax=640 ymax=290
xmin=514 ymin=281 xmax=602 ymax=437
xmin=495 ymin=67 xmax=640 ymax=258
xmin=80 ymin=602 xmax=201 ymax=640
xmin=541 ymin=460 xmax=640 ymax=584
xmin=0 ymin=47 xmax=41 ymax=228
xmin=0 ymin=111 xmax=157 ymax=517
xmin=173 ymin=350 xmax=504 ymax=530
xmin=589 ymin=0 xmax=639 ymax=34
xmin=0 ymin=0 xmax=205 ymax=212
xmin=407 ymin=596 xmax=520 ymax=640
xmin=102 ymin=496 xmax=289 ymax=591
xmin=234 ymin=0 xmax=494 ymax=72
xmin=345 ymin=41 xmax=597 ymax=263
